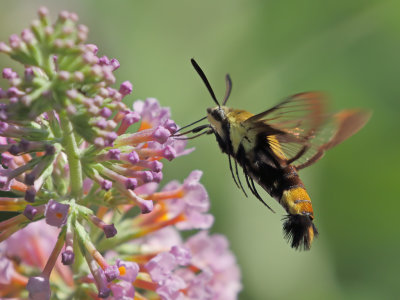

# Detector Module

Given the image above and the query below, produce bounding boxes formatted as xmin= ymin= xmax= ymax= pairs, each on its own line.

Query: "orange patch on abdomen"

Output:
xmin=281 ymin=187 xmax=314 ymax=217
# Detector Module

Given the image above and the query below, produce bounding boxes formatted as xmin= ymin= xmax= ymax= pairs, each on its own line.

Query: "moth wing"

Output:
xmin=291 ymin=109 xmax=371 ymax=169
xmin=246 ymin=92 xmax=325 ymax=130
xmin=246 ymin=92 xmax=370 ymax=169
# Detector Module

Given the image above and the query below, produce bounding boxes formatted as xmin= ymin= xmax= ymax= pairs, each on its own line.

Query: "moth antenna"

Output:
xmin=222 ymin=74 xmax=232 ymax=105
xmin=191 ymin=58 xmax=220 ymax=107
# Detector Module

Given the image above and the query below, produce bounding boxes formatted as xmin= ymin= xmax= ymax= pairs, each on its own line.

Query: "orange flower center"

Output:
xmin=118 ymin=265 xmax=126 ymax=276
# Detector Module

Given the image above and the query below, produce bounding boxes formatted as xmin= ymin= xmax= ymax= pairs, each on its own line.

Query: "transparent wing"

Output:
xmin=246 ymin=92 xmax=326 ymax=138
xmin=247 ymin=92 xmax=371 ymax=169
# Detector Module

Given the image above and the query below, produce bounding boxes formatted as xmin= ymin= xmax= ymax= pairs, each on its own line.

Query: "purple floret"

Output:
xmin=119 ymin=81 xmax=133 ymax=96
xmin=103 ymin=224 xmax=118 ymax=238
xmin=61 ymin=250 xmax=75 ymax=265
xmin=23 ymin=205 xmax=38 ymax=220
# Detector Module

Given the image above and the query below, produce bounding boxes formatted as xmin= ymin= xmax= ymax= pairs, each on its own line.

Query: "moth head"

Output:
xmin=207 ymin=106 xmax=228 ymax=126
xmin=206 ymin=106 xmax=231 ymax=144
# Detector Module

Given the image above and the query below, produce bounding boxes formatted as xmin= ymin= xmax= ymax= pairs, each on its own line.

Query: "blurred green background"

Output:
xmin=1 ymin=1 xmax=399 ymax=299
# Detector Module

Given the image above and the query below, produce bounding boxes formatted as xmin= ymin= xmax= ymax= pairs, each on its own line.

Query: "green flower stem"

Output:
xmin=97 ymin=228 xmax=140 ymax=252
xmin=59 ymin=111 xmax=83 ymax=199
xmin=48 ymin=110 xmax=63 ymax=138
xmin=68 ymin=209 xmax=83 ymax=274
xmin=42 ymin=52 xmax=55 ymax=79
xmin=98 ymin=218 xmax=159 ymax=252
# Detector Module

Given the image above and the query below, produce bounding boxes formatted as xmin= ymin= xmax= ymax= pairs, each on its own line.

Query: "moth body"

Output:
xmin=175 ymin=59 xmax=370 ymax=250
xmin=208 ymin=106 xmax=317 ymax=249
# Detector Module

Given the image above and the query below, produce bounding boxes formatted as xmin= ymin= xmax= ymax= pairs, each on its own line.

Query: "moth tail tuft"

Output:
xmin=282 ymin=214 xmax=318 ymax=250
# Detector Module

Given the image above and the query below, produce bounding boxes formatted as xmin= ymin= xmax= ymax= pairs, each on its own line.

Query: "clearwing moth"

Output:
xmin=173 ymin=59 xmax=371 ymax=250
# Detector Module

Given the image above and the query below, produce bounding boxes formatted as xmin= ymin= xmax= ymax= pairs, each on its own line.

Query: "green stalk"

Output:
xmin=59 ymin=111 xmax=83 ymax=199
xmin=42 ymin=52 xmax=55 ymax=79
xmin=97 ymin=228 xmax=140 ymax=251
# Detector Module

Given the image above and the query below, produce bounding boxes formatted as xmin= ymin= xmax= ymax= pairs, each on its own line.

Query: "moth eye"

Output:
xmin=213 ymin=109 xmax=225 ymax=121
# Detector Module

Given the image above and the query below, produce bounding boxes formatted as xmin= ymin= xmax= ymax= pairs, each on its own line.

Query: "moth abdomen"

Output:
xmin=279 ymin=167 xmax=317 ymax=250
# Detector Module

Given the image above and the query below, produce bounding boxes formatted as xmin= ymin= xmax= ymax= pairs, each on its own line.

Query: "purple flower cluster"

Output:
xmin=144 ymin=231 xmax=241 ymax=300
xmin=0 ymin=7 xmax=242 ymax=300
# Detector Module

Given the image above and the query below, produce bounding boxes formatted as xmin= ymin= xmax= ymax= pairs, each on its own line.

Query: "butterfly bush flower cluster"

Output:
xmin=0 ymin=7 xmax=241 ymax=299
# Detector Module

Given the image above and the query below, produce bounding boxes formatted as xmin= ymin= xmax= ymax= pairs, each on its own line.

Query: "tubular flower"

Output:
xmin=142 ymin=231 xmax=242 ymax=300
xmin=0 ymin=7 xmax=242 ymax=299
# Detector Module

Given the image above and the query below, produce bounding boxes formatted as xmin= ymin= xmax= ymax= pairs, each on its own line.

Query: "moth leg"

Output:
xmin=234 ymin=159 xmax=248 ymax=197
xmin=228 ymin=155 xmax=240 ymax=189
xmin=173 ymin=129 xmax=213 ymax=140
xmin=242 ymin=164 xmax=275 ymax=213
xmin=172 ymin=124 xmax=210 ymax=137
xmin=249 ymin=177 xmax=275 ymax=213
